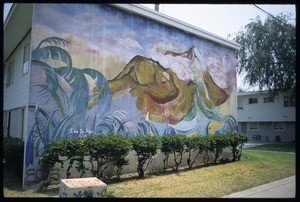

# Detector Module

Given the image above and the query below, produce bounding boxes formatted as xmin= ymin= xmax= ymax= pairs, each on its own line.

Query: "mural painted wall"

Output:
xmin=24 ymin=4 xmax=238 ymax=186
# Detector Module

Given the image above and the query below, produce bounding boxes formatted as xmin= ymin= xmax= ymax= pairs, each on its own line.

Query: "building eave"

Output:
xmin=4 ymin=3 xmax=34 ymax=61
xmin=112 ymin=4 xmax=241 ymax=51
xmin=237 ymin=90 xmax=270 ymax=96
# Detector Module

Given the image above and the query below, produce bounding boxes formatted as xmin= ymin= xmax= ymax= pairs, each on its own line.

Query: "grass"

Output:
xmin=3 ymin=143 xmax=295 ymax=198
xmin=107 ymin=150 xmax=295 ymax=198
xmin=245 ymin=142 xmax=295 ymax=152
xmin=2 ymin=168 xmax=59 ymax=198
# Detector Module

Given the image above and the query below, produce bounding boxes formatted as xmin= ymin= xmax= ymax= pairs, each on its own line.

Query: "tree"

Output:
xmin=234 ymin=13 xmax=295 ymax=96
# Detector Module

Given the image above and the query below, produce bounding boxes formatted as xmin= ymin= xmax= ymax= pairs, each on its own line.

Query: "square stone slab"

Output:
xmin=59 ymin=177 xmax=107 ymax=198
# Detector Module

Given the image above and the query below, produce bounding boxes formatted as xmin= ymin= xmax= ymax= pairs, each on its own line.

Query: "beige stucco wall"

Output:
xmin=49 ymin=148 xmax=232 ymax=184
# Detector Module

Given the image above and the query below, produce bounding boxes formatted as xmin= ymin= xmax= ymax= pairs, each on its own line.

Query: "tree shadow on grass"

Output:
xmin=3 ymin=167 xmax=60 ymax=197
xmin=3 ymin=156 xmax=242 ymax=195
xmin=103 ymin=158 xmax=240 ymax=185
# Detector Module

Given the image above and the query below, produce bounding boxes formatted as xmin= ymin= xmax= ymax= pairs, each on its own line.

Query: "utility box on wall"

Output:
xmin=4 ymin=4 xmax=240 ymax=189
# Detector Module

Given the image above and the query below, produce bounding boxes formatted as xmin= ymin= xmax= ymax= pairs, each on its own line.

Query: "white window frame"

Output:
xmin=22 ymin=41 xmax=30 ymax=75
xmin=249 ymin=122 xmax=259 ymax=130
xmin=4 ymin=108 xmax=25 ymax=139
xmin=237 ymin=97 xmax=243 ymax=109
xmin=273 ymin=122 xmax=285 ymax=131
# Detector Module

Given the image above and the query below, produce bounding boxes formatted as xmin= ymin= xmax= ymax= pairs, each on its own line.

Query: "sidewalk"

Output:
xmin=243 ymin=140 xmax=275 ymax=149
xmin=222 ymin=175 xmax=296 ymax=198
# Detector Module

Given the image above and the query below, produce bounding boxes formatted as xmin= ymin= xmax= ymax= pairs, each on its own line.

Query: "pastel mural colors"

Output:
xmin=25 ymin=4 xmax=238 ymax=186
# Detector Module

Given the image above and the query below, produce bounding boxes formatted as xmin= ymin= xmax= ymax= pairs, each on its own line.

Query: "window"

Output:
xmin=284 ymin=96 xmax=295 ymax=107
xmin=249 ymin=122 xmax=259 ymax=130
xmin=3 ymin=108 xmax=25 ymax=139
xmin=264 ymin=96 xmax=274 ymax=103
xmin=237 ymin=97 xmax=243 ymax=109
xmin=249 ymin=98 xmax=258 ymax=104
xmin=273 ymin=122 xmax=285 ymax=131
xmin=6 ymin=60 xmax=15 ymax=86
xmin=3 ymin=111 xmax=10 ymax=137
xmin=23 ymin=42 xmax=30 ymax=75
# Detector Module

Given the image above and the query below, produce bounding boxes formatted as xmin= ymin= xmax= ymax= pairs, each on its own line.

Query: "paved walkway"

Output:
xmin=223 ymin=142 xmax=296 ymax=198
xmin=222 ymin=175 xmax=296 ymax=198
xmin=243 ymin=140 xmax=275 ymax=149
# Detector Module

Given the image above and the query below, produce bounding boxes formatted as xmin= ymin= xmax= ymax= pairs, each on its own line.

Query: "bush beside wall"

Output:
xmin=38 ymin=132 xmax=248 ymax=190
xmin=3 ymin=136 xmax=24 ymax=179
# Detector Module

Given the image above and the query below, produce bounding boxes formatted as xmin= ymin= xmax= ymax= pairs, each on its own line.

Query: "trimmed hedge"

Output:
xmin=225 ymin=131 xmax=248 ymax=161
xmin=131 ymin=134 xmax=161 ymax=178
xmin=42 ymin=133 xmax=132 ymax=179
xmin=185 ymin=135 xmax=211 ymax=168
xmin=40 ymin=132 xmax=248 ymax=188
xmin=161 ymin=134 xmax=186 ymax=171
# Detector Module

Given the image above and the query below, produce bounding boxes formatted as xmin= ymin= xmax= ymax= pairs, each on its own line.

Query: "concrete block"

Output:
xmin=59 ymin=177 xmax=107 ymax=198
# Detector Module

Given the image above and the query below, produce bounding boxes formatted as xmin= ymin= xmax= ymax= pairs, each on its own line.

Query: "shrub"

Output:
xmin=197 ymin=135 xmax=211 ymax=164
xmin=185 ymin=135 xmax=198 ymax=169
xmin=105 ymin=133 xmax=132 ymax=179
xmin=160 ymin=134 xmax=174 ymax=171
xmin=85 ymin=135 xmax=109 ymax=178
xmin=40 ymin=131 xmax=248 ymax=186
xmin=3 ymin=136 xmax=24 ymax=179
xmin=41 ymin=133 xmax=133 ymax=180
xmin=131 ymin=134 xmax=160 ymax=178
xmin=185 ymin=135 xmax=210 ymax=168
xmin=40 ymin=138 xmax=66 ymax=191
xmin=41 ymin=138 xmax=65 ymax=180
xmin=225 ymin=132 xmax=248 ymax=161
xmin=208 ymin=134 xmax=229 ymax=164
xmin=41 ymin=137 xmax=88 ymax=179
xmin=161 ymin=134 xmax=186 ymax=171
xmin=60 ymin=137 xmax=88 ymax=178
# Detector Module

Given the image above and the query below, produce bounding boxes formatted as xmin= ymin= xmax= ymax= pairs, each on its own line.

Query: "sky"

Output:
xmin=3 ymin=3 xmax=296 ymax=91
xmin=140 ymin=4 xmax=296 ymax=39
xmin=139 ymin=4 xmax=296 ymax=91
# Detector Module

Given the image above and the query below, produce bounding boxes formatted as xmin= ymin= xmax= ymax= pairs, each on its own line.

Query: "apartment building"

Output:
xmin=237 ymin=90 xmax=295 ymax=142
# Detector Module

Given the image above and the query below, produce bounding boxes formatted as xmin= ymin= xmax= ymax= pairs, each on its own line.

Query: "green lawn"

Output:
xmin=245 ymin=142 xmax=295 ymax=152
xmin=107 ymin=150 xmax=295 ymax=197
xmin=3 ymin=143 xmax=295 ymax=198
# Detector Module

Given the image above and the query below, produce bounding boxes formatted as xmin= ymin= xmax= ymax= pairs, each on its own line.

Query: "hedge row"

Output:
xmin=2 ymin=132 xmax=248 ymax=189
xmin=41 ymin=132 xmax=248 ymax=181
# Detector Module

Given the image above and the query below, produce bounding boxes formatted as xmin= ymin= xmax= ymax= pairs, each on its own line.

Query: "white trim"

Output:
xmin=22 ymin=41 xmax=30 ymax=75
xmin=238 ymin=90 xmax=270 ymax=96
xmin=4 ymin=3 xmax=16 ymax=30
xmin=112 ymin=4 xmax=240 ymax=50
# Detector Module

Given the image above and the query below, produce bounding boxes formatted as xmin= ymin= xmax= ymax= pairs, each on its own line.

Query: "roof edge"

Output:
xmin=238 ymin=91 xmax=268 ymax=96
xmin=112 ymin=4 xmax=240 ymax=50
xmin=4 ymin=3 xmax=16 ymax=30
